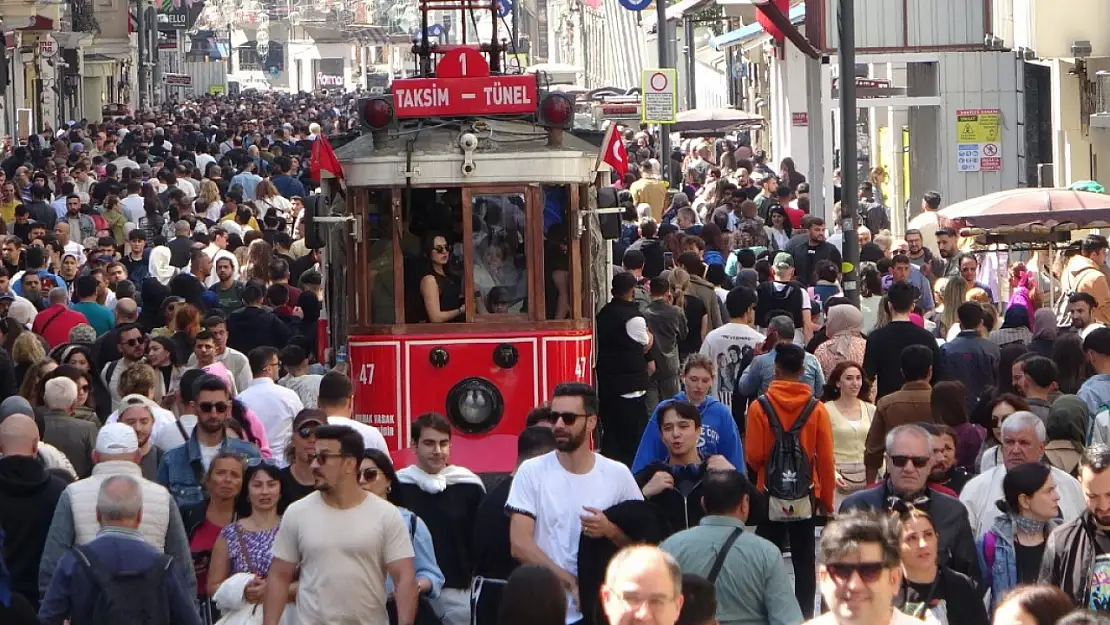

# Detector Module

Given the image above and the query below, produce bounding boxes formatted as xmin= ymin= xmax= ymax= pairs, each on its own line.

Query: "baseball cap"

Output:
xmin=0 ymin=293 xmax=14 ymax=303
xmin=773 ymin=252 xmax=794 ymax=270
xmin=293 ymin=409 xmax=326 ymax=431
xmin=95 ymin=422 xmax=139 ymax=454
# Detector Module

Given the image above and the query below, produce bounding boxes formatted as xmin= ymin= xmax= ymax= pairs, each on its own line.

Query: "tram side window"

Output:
xmin=473 ymin=193 xmax=527 ymax=315
xmin=543 ymin=185 xmax=571 ymax=320
xmin=367 ymin=189 xmax=396 ymax=324
xmin=403 ymin=188 xmax=466 ymax=323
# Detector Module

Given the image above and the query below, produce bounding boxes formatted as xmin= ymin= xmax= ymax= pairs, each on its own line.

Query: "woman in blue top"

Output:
xmin=631 ymin=353 xmax=744 ymax=474
xmin=359 ymin=448 xmax=445 ymax=602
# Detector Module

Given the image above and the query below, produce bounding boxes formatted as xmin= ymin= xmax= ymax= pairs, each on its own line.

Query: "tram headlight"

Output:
xmin=359 ymin=96 xmax=395 ymax=132
xmin=538 ymin=92 xmax=574 ymax=129
xmin=446 ymin=377 xmax=505 ymax=435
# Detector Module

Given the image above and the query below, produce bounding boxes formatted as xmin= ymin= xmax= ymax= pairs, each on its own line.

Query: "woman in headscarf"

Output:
xmin=660 ymin=192 xmax=690 ymax=225
xmin=1028 ymin=308 xmax=1057 ymax=358
xmin=814 ymin=304 xmax=867 ymax=381
xmin=1044 ymin=395 xmax=1088 ymax=477
xmin=989 ymin=305 xmax=1032 ymax=347
xmin=147 ymin=244 xmax=178 ymax=286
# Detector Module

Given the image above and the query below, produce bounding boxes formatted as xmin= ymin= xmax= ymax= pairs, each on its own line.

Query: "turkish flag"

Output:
xmin=756 ymin=0 xmax=790 ymax=41
xmin=600 ymin=125 xmax=628 ymax=178
xmin=310 ymin=135 xmax=345 ymax=182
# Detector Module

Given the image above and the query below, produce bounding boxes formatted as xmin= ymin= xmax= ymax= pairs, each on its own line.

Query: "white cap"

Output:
xmin=95 ymin=423 xmax=139 ymax=455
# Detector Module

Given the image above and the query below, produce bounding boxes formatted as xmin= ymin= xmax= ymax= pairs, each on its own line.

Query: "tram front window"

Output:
xmin=473 ymin=193 xmax=526 ymax=315
xmin=367 ymin=189 xmax=395 ymax=324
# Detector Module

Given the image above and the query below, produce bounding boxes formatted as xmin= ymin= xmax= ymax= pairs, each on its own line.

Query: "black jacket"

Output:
xmin=840 ymin=481 xmax=981 ymax=583
xmin=634 ymin=462 xmax=707 ymax=536
xmin=226 ymin=305 xmax=292 ymax=355
xmin=167 ymin=236 xmax=194 ymax=269
xmin=577 ymin=500 xmax=670 ymax=625
xmin=0 ymin=455 xmax=66 ymax=607
xmin=895 ymin=565 xmax=988 ymax=625
xmin=397 ymin=481 xmax=486 ymax=590
xmin=784 ymin=236 xmax=842 ymax=287
xmin=472 ymin=477 xmax=517 ymax=581
xmin=1039 ymin=511 xmax=1103 ymax=606
xmin=595 ymin=299 xmax=650 ymax=396
xmin=626 ymin=237 xmax=666 ymax=280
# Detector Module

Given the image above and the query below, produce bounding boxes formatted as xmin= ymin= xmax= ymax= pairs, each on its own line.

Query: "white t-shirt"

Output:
xmin=271 ymin=492 xmax=414 ymax=625
xmin=327 ymin=416 xmax=390 ymax=454
xmin=699 ymin=322 xmax=764 ymax=402
xmin=505 ymin=451 xmax=643 ymax=624
xmin=199 ymin=442 xmax=220 ymax=472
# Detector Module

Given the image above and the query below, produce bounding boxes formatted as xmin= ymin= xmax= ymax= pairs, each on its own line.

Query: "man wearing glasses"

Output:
xmin=156 ymin=374 xmax=261 ymax=508
xmin=100 ymin=323 xmax=148 ymax=410
xmin=841 ymin=424 xmax=980 ymax=580
xmin=506 ymin=382 xmax=643 ymax=625
xmin=263 ymin=425 xmax=418 ymax=625
xmin=600 ymin=545 xmax=684 ymax=625
xmin=809 ymin=511 xmax=920 ymax=625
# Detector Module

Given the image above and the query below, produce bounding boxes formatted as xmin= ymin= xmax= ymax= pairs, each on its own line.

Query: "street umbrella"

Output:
xmin=937 ymin=188 xmax=1110 ymax=232
xmin=671 ymin=108 xmax=764 ymax=133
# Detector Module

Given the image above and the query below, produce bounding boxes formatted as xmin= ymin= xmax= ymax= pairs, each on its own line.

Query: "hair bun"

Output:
xmin=995 ymin=499 xmax=1011 ymax=514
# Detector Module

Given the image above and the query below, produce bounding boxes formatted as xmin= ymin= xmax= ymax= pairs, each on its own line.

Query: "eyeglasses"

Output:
xmin=825 ymin=562 xmax=887 ymax=583
xmin=198 ymin=401 xmax=230 ymax=413
xmin=614 ymin=592 xmax=675 ymax=612
xmin=310 ymin=451 xmax=349 ymax=464
xmin=359 ymin=468 xmax=379 ymax=483
xmin=432 ymin=245 xmax=449 ymax=254
xmin=889 ymin=455 xmax=930 ymax=469
xmin=296 ymin=424 xmax=318 ymax=439
xmin=551 ymin=411 xmax=589 ymax=426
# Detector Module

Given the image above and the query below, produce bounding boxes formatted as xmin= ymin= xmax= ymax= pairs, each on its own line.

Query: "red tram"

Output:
xmin=314 ymin=42 xmax=605 ymax=473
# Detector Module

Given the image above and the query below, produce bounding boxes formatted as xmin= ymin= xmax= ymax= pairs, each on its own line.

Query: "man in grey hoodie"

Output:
xmin=643 ymin=276 xmax=687 ymax=412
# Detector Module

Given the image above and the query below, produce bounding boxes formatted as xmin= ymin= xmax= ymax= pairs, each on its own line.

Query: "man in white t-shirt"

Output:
xmin=700 ymin=286 xmax=764 ymax=402
xmin=263 ymin=424 xmax=417 ymax=625
xmin=318 ymin=370 xmax=389 ymax=454
xmin=506 ymin=382 xmax=644 ymax=625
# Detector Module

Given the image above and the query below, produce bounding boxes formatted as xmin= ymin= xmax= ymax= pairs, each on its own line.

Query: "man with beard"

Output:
xmin=784 ymin=216 xmax=842 ymax=288
xmin=506 ymin=382 xmax=644 ymax=625
xmin=262 ymin=425 xmax=418 ymax=625
xmin=1040 ymin=443 xmax=1110 ymax=608
xmin=934 ymin=227 xmax=962 ymax=279
xmin=156 ymin=374 xmax=260 ymax=508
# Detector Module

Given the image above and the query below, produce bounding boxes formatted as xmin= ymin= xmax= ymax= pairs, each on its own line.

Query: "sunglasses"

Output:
xmin=889 ymin=455 xmax=930 ymax=469
xmin=246 ymin=457 xmax=278 ymax=469
xmin=825 ymin=562 xmax=887 ymax=583
xmin=551 ymin=411 xmax=588 ymax=426
xmin=296 ymin=424 xmax=318 ymax=439
xmin=198 ymin=401 xmax=230 ymax=413
xmin=432 ymin=245 xmax=449 ymax=254
xmin=124 ymin=337 xmax=145 ymax=347
xmin=311 ymin=451 xmax=348 ymax=464
xmin=359 ymin=468 xmax=379 ymax=483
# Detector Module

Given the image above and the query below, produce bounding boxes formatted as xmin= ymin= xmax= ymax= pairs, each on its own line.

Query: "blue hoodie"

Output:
xmin=631 ymin=392 xmax=744 ymax=474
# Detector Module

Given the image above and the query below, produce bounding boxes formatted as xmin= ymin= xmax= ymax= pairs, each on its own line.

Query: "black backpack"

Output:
xmin=757 ymin=395 xmax=818 ymax=522
xmin=74 ymin=545 xmax=173 ymax=625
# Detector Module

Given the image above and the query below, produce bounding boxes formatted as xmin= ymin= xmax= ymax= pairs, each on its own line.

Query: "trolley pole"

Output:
xmin=838 ymin=0 xmax=859 ymax=306
xmin=656 ymin=0 xmax=672 ymax=183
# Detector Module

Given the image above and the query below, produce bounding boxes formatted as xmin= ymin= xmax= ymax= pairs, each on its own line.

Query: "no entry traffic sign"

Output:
xmin=641 ymin=68 xmax=676 ymax=124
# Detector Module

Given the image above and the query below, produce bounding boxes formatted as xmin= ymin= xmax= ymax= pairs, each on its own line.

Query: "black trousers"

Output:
xmin=598 ymin=390 xmax=648 ymax=467
xmin=756 ymin=517 xmax=817 ymax=619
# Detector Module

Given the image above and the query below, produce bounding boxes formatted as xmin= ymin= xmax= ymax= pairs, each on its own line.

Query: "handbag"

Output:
xmin=836 ymin=462 xmax=868 ymax=495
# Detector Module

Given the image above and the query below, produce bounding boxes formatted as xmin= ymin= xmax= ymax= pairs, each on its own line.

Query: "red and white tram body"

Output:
xmin=321 ymin=55 xmax=600 ymax=473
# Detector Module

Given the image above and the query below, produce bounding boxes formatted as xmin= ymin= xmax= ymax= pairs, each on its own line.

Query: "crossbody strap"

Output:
xmin=707 ymin=527 xmax=743 ymax=583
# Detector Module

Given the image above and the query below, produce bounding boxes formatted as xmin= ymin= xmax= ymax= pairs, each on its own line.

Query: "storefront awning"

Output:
xmin=709 ymin=1 xmax=805 ymax=51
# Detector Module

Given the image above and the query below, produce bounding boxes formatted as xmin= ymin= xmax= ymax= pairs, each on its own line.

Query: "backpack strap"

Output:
xmin=74 ymin=545 xmax=117 ymax=593
xmin=789 ymin=397 xmax=820 ymax=435
xmin=409 ymin=513 xmax=418 ymax=539
xmin=758 ymin=396 xmax=818 ymax=436
xmin=757 ymin=396 xmax=784 ymax=436
xmin=707 ymin=527 xmax=743 ymax=584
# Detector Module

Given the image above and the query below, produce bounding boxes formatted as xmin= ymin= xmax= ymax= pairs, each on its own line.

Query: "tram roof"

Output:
xmin=335 ymin=120 xmax=602 ymax=187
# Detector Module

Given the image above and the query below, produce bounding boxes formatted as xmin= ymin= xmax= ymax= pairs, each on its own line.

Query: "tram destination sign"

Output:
xmin=392 ymin=47 xmax=538 ymax=118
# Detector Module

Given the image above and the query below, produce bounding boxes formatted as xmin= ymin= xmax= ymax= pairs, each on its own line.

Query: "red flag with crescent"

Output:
xmin=600 ymin=125 xmax=628 ymax=177
xmin=756 ymin=0 xmax=790 ymax=41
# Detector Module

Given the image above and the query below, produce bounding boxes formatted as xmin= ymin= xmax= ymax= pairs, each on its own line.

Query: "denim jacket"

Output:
xmin=385 ymin=507 xmax=445 ymax=600
xmin=977 ymin=513 xmax=1061 ymax=610
xmin=156 ymin=433 xmax=260 ymax=508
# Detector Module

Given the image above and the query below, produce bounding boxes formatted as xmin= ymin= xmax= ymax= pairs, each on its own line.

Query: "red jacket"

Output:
xmin=32 ymin=304 xmax=89 ymax=348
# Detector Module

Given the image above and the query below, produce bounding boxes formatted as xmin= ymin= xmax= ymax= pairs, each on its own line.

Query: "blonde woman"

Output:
xmin=869 ymin=166 xmax=888 ymax=206
xmin=13 ymin=334 xmax=47 ymax=391
xmin=937 ymin=277 xmax=968 ymax=339
xmin=255 ymin=180 xmax=292 ymax=221
xmin=198 ymin=179 xmax=223 ymax=222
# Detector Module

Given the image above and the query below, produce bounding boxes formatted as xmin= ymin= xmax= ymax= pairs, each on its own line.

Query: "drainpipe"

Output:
xmin=684 ymin=18 xmax=696 ymax=109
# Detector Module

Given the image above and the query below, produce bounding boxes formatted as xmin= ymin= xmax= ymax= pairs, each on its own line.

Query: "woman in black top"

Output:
xmin=894 ymin=505 xmax=988 ymax=625
xmin=671 ymin=268 xmax=706 ymax=361
xmin=419 ymin=233 xmax=464 ymax=323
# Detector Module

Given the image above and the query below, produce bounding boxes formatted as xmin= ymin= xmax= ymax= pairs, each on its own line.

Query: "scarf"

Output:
xmin=1047 ymin=394 xmax=1089 ymax=450
xmin=1032 ymin=308 xmax=1058 ymax=341
xmin=397 ymin=464 xmax=486 ymax=494
xmin=1011 ymin=513 xmax=1048 ymax=535
xmin=825 ymin=304 xmax=863 ymax=362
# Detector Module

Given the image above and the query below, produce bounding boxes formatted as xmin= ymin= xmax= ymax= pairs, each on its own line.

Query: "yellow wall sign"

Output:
xmin=956 ymin=109 xmax=1000 ymax=143
xmin=209 ymin=85 xmax=226 ymax=95
xmin=641 ymin=69 xmax=677 ymax=124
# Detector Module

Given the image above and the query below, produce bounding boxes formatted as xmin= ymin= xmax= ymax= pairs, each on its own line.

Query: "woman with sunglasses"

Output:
xmin=359 ymin=448 xmax=445 ymax=607
xmin=893 ymin=505 xmax=988 ymax=625
xmin=977 ymin=463 xmax=1061 ymax=612
xmin=419 ymin=233 xmax=464 ymax=323
xmin=181 ymin=451 xmax=245 ymax=623
xmin=53 ymin=344 xmax=112 ymax=422
xmin=207 ymin=459 xmax=289 ymax=621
